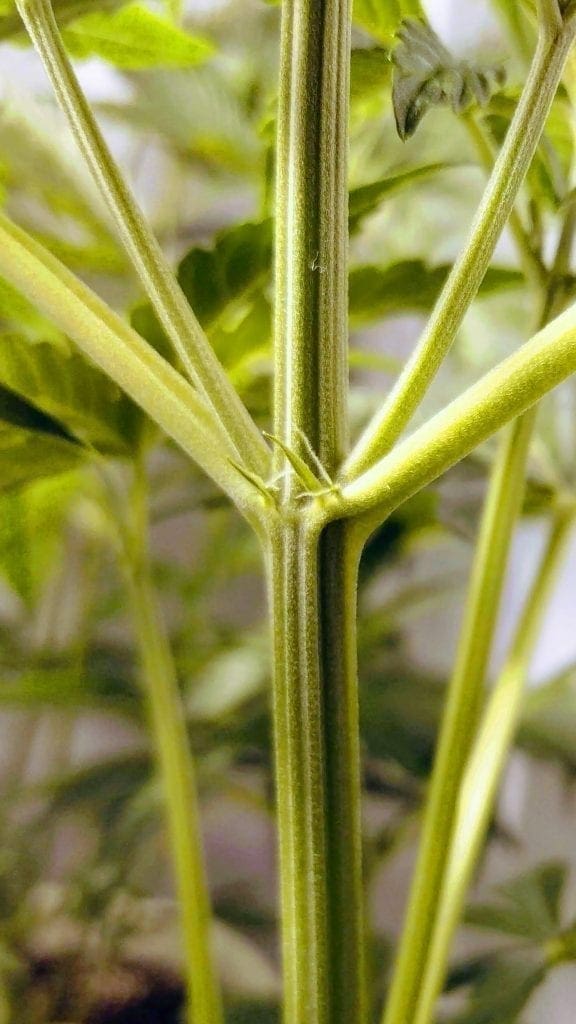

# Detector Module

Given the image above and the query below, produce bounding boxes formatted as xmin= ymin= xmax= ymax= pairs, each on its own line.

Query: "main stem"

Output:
xmin=125 ymin=460 xmax=223 ymax=1024
xmin=266 ymin=517 xmax=366 ymax=1024
xmin=271 ymin=3 xmax=365 ymax=1023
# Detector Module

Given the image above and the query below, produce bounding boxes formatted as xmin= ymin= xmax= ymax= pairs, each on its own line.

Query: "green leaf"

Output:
xmin=448 ymin=951 xmax=548 ymax=1024
xmin=519 ymin=665 xmax=576 ymax=771
xmin=392 ymin=19 xmax=506 ymax=139
xmin=465 ymin=862 xmax=567 ymax=941
xmin=0 ymin=335 xmax=141 ymax=455
xmin=134 ymin=220 xmax=273 ymax=369
xmin=350 ymin=46 xmax=391 ymax=102
xmin=0 ymin=0 xmax=125 ymax=41
xmin=0 ymin=665 xmax=140 ymax=716
xmin=62 ymin=3 xmax=214 ymax=69
xmin=349 ymin=260 xmax=523 ymax=326
xmin=353 ymin=0 xmax=422 ymax=45
xmin=0 ymin=424 xmax=83 ymax=492
xmin=177 ymin=220 xmax=272 ymax=329
xmin=0 ymin=473 xmax=79 ymax=604
xmin=348 ymin=162 xmax=459 ymax=230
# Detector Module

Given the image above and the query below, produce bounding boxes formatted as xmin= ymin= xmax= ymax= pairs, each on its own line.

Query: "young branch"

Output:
xmin=381 ymin=408 xmax=536 ymax=1024
xmin=412 ymin=507 xmax=575 ymax=1024
xmin=124 ymin=457 xmax=224 ymax=1024
xmin=329 ymin=297 xmax=576 ymax=528
xmin=0 ymin=212 xmax=261 ymax=519
xmin=16 ymin=0 xmax=270 ymax=476
xmin=342 ymin=22 xmax=575 ymax=480
xmin=381 ymin=125 xmax=576 ymax=1024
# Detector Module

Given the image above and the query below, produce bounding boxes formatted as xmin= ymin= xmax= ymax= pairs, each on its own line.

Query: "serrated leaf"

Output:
xmin=349 ymin=260 xmax=523 ymax=326
xmin=62 ymin=3 xmax=214 ymax=69
xmin=178 ymin=219 xmax=272 ymax=328
xmin=392 ymin=19 xmax=506 ymax=140
xmin=353 ymin=0 xmax=422 ymax=45
xmin=0 ymin=336 xmax=141 ymax=455
xmin=465 ymin=862 xmax=567 ymax=941
xmin=134 ymin=220 xmax=273 ymax=370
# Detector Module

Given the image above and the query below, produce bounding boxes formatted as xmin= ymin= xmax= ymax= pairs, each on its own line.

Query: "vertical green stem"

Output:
xmin=318 ymin=519 xmax=367 ymax=1024
xmin=271 ymin=3 xmax=364 ymax=1023
xmin=125 ymin=460 xmax=223 ymax=1024
xmin=412 ymin=507 xmax=574 ymax=1024
xmin=266 ymin=517 xmax=367 ymax=1024
xmin=274 ymin=0 xmax=351 ymax=485
xmin=266 ymin=519 xmax=329 ymax=1024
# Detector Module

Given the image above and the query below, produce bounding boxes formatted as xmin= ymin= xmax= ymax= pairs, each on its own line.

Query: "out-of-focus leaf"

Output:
xmin=0 ymin=277 xmax=61 ymax=339
xmin=350 ymin=46 xmax=391 ymax=101
xmin=353 ymin=0 xmax=422 ymax=45
xmin=0 ymin=473 xmax=80 ymax=605
xmin=519 ymin=666 xmax=576 ymax=771
xmin=349 ymin=162 xmax=458 ymax=229
xmin=0 ymin=0 xmax=124 ymax=42
xmin=0 ymin=383 xmax=72 ymax=441
xmin=0 ymin=425 xmax=83 ymax=492
xmin=447 ymin=951 xmax=548 ymax=1024
xmin=349 ymin=261 xmax=523 ymax=325
xmin=62 ymin=3 xmax=214 ymax=69
xmin=0 ymin=336 xmax=141 ymax=455
xmin=0 ymin=665 xmax=140 ymax=717
xmin=392 ymin=20 xmax=505 ymax=140
xmin=485 ymin=91 xmax=573 ymax=209
xmin=187 ymin=637 xmax=269 ymax=721
xmin=135 ymin=220 xmax=273 ymax=373
xmin=178 ymin=220 xmax=272 ymax=329
xmin=465 ymin=862 xmax=566 ymax=941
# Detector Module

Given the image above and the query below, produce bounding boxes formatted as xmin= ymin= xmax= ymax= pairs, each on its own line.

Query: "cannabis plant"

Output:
xmin=1 ymin=0 xmax=576 ymax=1021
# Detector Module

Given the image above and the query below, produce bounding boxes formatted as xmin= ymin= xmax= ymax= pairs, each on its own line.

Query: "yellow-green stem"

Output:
xmin=125 ymin=460 xmax=223 ymax=1024
xmin=343 ymin=22 xmax=575 ymax=479
xmin=412 ymin=507 xmax=574 ymax=1024
xmin=17 ymin=0 xmax=269 ymax=477
xmin=266 ymin=516 xmax=366 ymax=1024
xmin=381 ymin=408 xmax=536 ymax=1024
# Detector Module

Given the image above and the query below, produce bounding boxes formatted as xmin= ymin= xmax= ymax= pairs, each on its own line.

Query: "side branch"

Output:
xmin=342 ymin=21 xmax=575 ymax=480
xmin=0 ymin=212 xmax=261 ymax=519
xmin=16 ymin=0 xmax=270 ymax=476
xmin=329 ymin=299 xmax=576 ymax=525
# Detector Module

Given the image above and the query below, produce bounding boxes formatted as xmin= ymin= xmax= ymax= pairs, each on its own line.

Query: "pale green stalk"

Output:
xmin=16 ymin=0 xmax=269 ymax=476
xmin=330 ymin=296 xmax=576 ymax=527
xmin=412 ymin=507 xmax=575 ymax=1024
xmin=380 ymin=109 xmax=576 ymax=1024
xmin=269 ymin=3 xmax=366 ymax=1023
xmin=342 ymin=20 xmax=576 ymax=480
xmin=124 ymin=457 xmax=223 ymax=1024
xmin=380 ymin=408 xmax=536 ymax=1024
xmin=0 ymin=212 xmax=261 ymax=518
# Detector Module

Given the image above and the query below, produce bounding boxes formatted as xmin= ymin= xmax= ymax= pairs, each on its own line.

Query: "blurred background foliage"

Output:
xmin=0 ymin=0 xmax=576 ymax=1020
